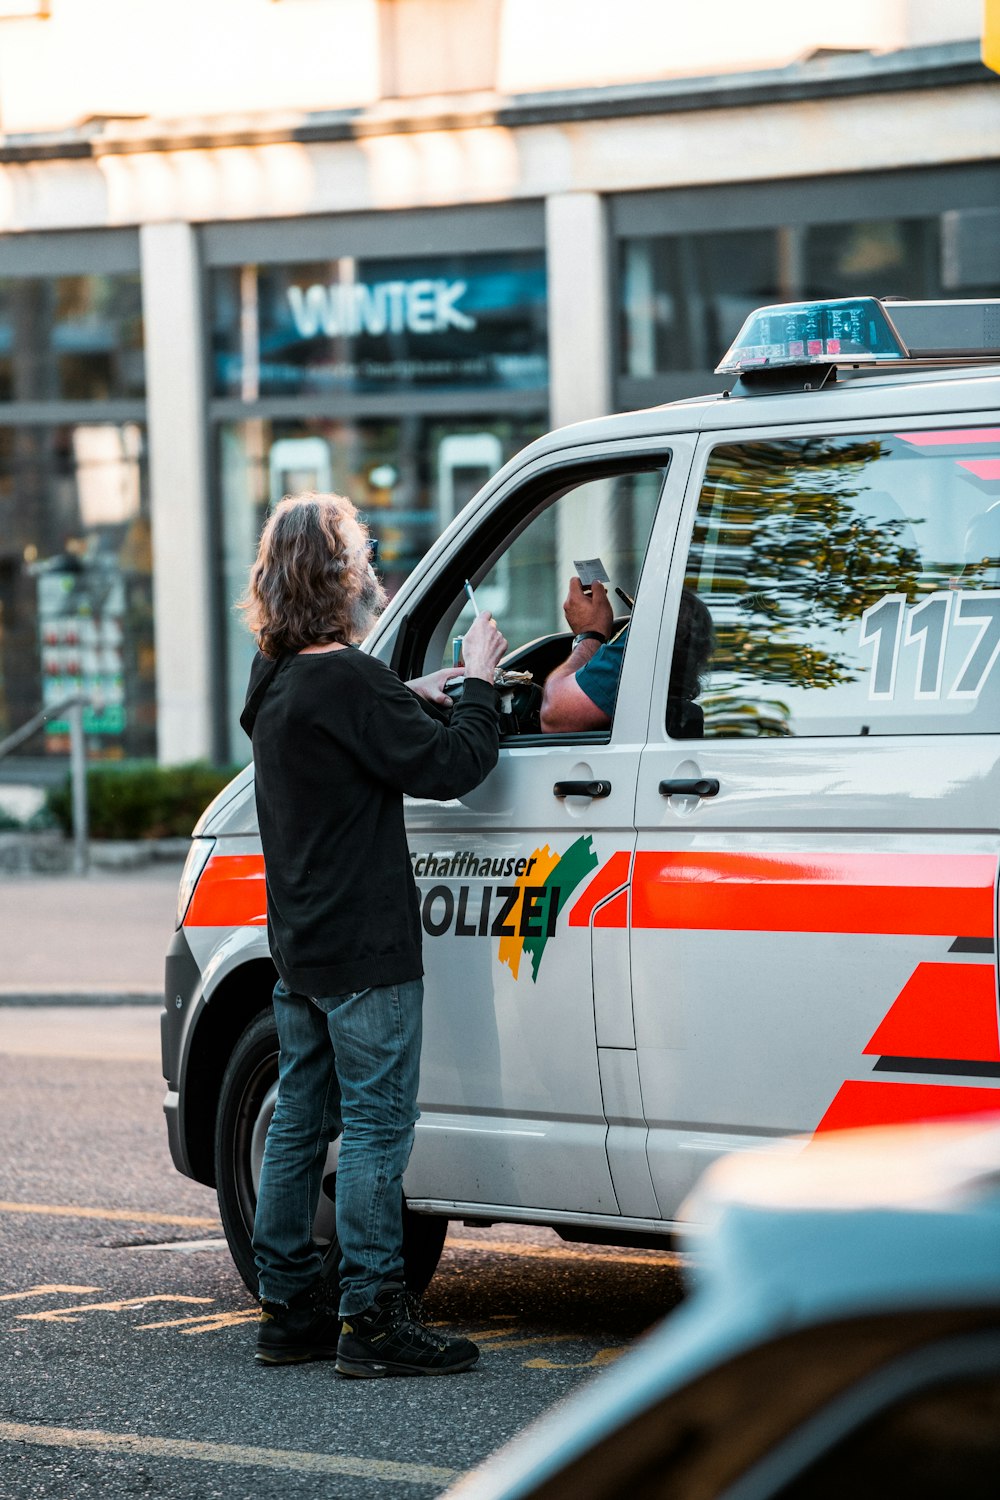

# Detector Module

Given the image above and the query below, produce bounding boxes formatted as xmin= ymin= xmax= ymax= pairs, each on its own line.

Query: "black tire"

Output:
xmin=214 ymin=1006 xmax=448 ymax=1300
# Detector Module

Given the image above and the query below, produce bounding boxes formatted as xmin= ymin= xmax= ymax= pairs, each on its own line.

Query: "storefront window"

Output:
xmin=0 ymin=274 xmax=145 ymax=402
xmin=619 ymin=218 xmax=942 ymax=383
xmin=0 ymin=423 xmax=155 ymax=758
xmin=218 ymin=414 xmax=545 ymax=759
xmin=211 ymin=252 xmax=548 ymax=398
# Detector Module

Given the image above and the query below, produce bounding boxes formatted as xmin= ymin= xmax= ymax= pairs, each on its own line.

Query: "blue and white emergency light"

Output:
xmin=715 ymin=297 xmax=906 ymax=375
xmin=717 ymin=296 xmax=1000 ymax=378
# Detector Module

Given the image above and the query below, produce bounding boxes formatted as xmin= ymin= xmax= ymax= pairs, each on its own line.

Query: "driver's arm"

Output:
xmin=540 ymin=577 xmax=615 ymax=734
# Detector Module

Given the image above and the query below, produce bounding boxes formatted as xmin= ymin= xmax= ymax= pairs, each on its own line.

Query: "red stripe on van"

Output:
xmin=593 ymin=887 xmax=629 ymax=929
xmin=864 ymin=962 xmax=1000 ymax=1063
xmin=567 ymin=851 xmax=631 ymax=928
xmin=630 ymin=852 xmax=996 ymax=936
xmin=959 ymin=458 xmax=1000 ymax=481
xmin=895 ymin=428 xmax=1000 ymax=446
xmin=185 ymin=854 xmax=267 ymax=927
xmin=815 ymin=1079 xmax=1000 ymax=1133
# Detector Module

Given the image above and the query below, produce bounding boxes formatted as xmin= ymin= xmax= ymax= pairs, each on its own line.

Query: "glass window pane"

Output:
xmin=449 ymin=469 xmax=664 ymax=659
xmin=620 ymin=231 xmax=780 ymax=376
xmin=211 ymin=253 xmax=548 ymax=399
xmin=772 ymin=1371 xmax=1000 ymax=1500
xmin=618 ymin=216 xmax=996 ymax=386
xmin=0 ymin=423 xmax=155 ymax=759
xmin=803 ymin=220 xmax=939 ymax=302
xmin=0 ymin=274 xmax=145 ymax=402
xmin=672 ymin=428 xmax=1000 ymax=737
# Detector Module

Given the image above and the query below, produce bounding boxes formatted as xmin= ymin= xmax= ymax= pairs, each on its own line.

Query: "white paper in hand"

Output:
xmin=574 ymin=558 xmax=610 ymax=588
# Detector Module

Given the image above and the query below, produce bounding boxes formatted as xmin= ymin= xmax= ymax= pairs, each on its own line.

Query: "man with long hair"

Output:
xmin=239 ymin=491 xmax=506 ymax=1378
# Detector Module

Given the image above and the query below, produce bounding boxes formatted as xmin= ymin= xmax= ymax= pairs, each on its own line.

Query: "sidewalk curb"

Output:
xmin=0 ymin=833 xmax=189 ymax=875
xmin=0 ymin=991 xmax=162 ymax=1007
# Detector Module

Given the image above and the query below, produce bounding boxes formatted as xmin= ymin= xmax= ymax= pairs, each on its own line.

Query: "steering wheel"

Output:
xmin=443 ymin=616 xmax=629 ymax=735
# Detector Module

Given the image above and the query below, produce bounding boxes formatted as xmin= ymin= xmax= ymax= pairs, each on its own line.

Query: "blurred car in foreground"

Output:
xmin=444 ymin=1119 xmax=1000 ymax=1500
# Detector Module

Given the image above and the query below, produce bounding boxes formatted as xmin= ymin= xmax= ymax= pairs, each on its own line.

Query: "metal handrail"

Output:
xmin=0 ymin=694 xmax=90 ymax=874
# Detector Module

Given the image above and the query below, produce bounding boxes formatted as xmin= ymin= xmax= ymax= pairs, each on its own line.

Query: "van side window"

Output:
xmin=670 ymin=430 xmax=1000 ymax=737
xmin=437 ymin=466 xmax=667 ymax=734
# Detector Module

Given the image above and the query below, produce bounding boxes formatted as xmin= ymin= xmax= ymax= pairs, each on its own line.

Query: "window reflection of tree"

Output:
xmin=690 ymin=439 xmax=926 ymax=737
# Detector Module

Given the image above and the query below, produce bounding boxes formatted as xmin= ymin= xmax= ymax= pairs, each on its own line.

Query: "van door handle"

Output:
xmin=659 ymin=777 xmax=720 ymax=798
xmin=553 ymin=780 xmax=612 ymax=798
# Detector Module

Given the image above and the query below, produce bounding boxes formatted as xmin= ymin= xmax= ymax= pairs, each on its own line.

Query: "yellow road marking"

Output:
xmin=0 ymin=1285 xmax=99 ymax=1301
xmin=459 ymin=1325 xmax=532 ymax=1342
xmin=0 ymin=1422 xmax=458 ymax=1485
xmin=472 ymin=1332 xmax=582 ymax=1353
xmin=0 ymin=1201 xmax=220 ymax=1229
xmin=446 ymin=1236 xmax=680 ymax=1268
xmin=525 ymin=1347 xmax=623 ymax=1370
xmin=0 ymin=1204 xmax=679 ymax=1266
xmin=138 ymin=1309 xmax=260 ymax=1335
xmin=17 ymin=1296 xmax=212 ymax=1324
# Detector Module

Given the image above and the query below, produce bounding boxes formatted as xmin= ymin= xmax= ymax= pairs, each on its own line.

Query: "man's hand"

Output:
xmin=462 ymin=610 xmax=508 ymax=683
xmin=563 ymin=576 xmax=614 ymax=638
xmin=407 ymin=666 xmax=464 ymax=707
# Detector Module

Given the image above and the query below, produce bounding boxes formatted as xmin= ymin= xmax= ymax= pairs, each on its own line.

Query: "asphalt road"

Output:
xmin=0 ymin=1006 xmax=685 ymax=1499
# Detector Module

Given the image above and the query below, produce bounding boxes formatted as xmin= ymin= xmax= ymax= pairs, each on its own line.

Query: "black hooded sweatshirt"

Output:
xmin=241 ymin=647 xmax=499 ymax=997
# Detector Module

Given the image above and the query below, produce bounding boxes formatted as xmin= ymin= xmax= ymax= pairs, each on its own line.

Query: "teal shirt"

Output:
xmin=574 ymin=628 xmax=627 ymax=718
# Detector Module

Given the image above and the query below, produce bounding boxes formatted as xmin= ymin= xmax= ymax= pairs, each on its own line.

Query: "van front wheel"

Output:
xmin=213 ymin=1006 xmax=448 ymax=1301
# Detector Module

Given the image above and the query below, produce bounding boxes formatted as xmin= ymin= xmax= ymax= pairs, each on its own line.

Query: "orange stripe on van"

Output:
xmin=185 ymin=854 xmax=267 ymax=927
xmin=630 ymin=852 xmax=996 ymax=936
xmin=864 ymin=962 xmax=1000 ymax=1063
xmin=815 ymin=1079 xmax=1000 ymax=1133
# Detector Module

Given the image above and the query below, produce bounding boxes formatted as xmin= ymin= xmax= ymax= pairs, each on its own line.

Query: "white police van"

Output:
xmin=163 ymin=296 xmax=1000 ymax=1295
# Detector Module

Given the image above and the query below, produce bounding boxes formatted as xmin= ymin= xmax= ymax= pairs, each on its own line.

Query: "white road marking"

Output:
xmin=123 ymin=1238 xmax=228 ymax=1253
xmin=0 ymin=1421 xmax=459 ymax=1485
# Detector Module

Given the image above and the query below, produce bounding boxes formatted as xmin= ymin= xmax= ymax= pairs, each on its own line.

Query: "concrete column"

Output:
xmin=546 ymin=192 xmax=615 ymax=588
xmin=545 ymin=191 xmax=613 ymax=430
xmin=140 ymin=221 xmax=215 ymax=765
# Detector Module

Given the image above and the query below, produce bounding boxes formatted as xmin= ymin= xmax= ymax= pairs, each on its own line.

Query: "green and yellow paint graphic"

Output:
xmin=497 ymin=835 xmax=599 ymax=983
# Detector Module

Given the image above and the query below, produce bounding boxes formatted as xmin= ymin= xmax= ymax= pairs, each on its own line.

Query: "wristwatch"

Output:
xmin=573 ymin=630 xmax=606 ymax=649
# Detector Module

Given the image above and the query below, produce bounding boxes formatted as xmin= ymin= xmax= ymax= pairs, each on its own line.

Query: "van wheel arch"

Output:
xmin=180 ymin=958 xmax=277 ymax=1187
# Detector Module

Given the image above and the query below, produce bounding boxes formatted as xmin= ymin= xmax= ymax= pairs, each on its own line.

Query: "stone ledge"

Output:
xmin=0 ymin=990 xmax=162 ymax=1006
xmin=0 ymin=831 xmax=189 ymax=875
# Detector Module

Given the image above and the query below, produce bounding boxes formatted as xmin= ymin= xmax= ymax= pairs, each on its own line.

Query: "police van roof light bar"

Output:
xmin=716 ymin=296 xmax=1000 ymax=381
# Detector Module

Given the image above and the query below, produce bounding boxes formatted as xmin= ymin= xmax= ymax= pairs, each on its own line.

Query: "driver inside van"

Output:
xmin=540 ymin=579 xmax=714 ymax=736
xmin=539 ymin=575 xmax=622 ymax=733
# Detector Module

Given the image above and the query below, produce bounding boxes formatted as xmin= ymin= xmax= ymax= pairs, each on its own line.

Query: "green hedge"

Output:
xmin=46 ymin=761 xmax=243 ymax=840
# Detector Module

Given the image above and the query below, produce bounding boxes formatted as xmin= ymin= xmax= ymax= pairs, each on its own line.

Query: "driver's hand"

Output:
xmin=563 ymin=576 xmax=614 ymax=638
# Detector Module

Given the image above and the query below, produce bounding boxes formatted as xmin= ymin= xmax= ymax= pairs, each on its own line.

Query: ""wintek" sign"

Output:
xmin=287 ymin=279 xmax=477 ymax=339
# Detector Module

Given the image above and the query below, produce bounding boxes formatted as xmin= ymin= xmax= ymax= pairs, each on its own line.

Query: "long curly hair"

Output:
xmin=239 ymin=492 xmax=372 ymax=659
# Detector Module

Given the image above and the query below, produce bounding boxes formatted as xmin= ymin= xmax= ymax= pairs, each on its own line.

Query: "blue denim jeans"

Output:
xmin=252 ymin=977 xmax=423 ymax=1317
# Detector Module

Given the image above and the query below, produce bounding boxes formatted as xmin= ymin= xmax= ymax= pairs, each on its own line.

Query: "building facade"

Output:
xmin=0 ymin=0 xmax=997 ymax=765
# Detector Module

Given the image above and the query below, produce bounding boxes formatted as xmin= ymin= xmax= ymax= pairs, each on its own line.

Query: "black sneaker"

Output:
xmin=255 ymin=1280 xmax=343 ymax=1366
xmin=336 ymin=1284 xmax=479 ymax=1378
